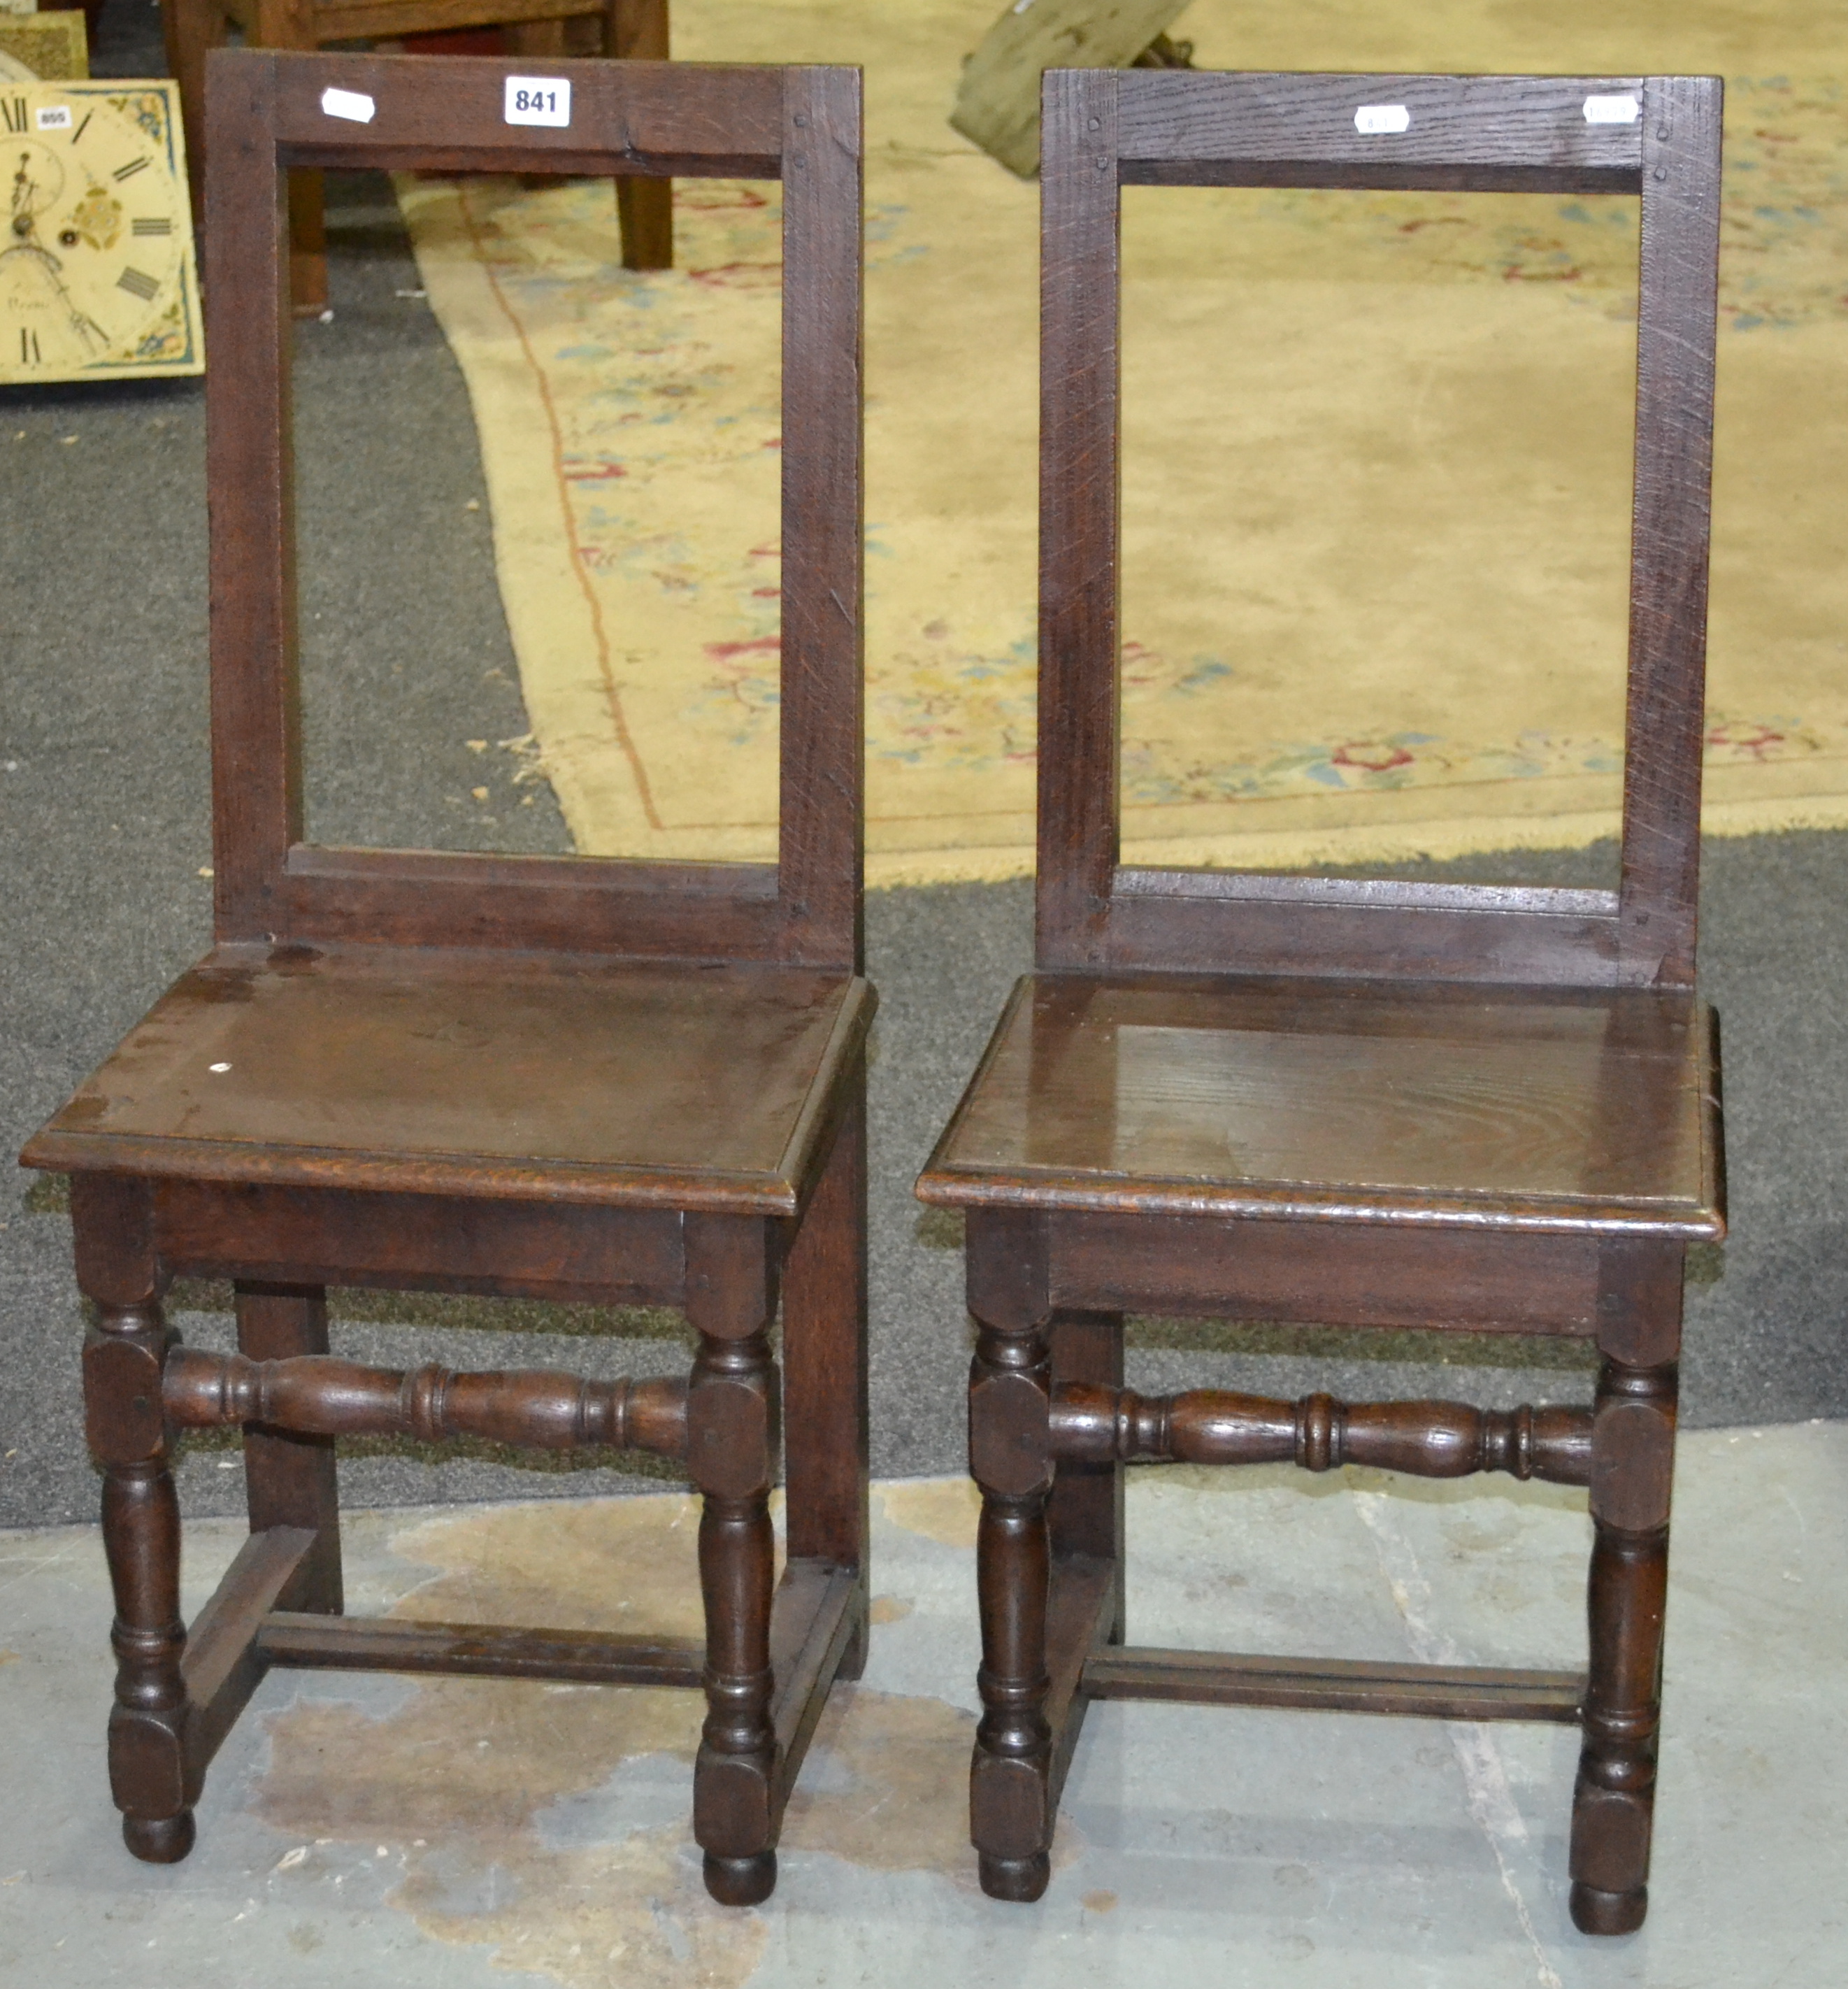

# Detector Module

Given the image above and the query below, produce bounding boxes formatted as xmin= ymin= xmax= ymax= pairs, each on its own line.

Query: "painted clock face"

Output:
xmin=0 ymin=82 xmax=203 ymax=383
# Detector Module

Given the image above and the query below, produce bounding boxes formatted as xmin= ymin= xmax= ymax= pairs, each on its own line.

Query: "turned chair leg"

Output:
xmin=1570 ymin=1356 xmax=1677 ymax=1934
xmin=685 ymin=1217 xmax=780 ymax=1905
xmin=968 ymin=1288 xmax=1054 ymax=1902
xmin=88 ymin=1297 xmax=194 ymax=1862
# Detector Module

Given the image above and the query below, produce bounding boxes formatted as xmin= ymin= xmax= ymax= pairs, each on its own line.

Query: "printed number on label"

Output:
xmin=34 ymin=105 xmax=72 ymax=132
xmin=505 ymin=76 xmax=572 ymax=128
xmin=1354 ymin=104 xmax=1410 ymax=134
xmin=1582 ymin=94 xmax=1640 ymax=124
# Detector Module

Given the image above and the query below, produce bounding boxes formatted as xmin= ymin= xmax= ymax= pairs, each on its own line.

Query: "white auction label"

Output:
xmin=1583 ymin=93 xmax=1640 ymax=124
xmin=505 ymin=76 xmax=571 ymax=127
xmin=320 ymin=86 xmax=375 ymax=124
xmin=34 ymin=105 xmax=72 ymax=132
xmin=1354 ymin=104 xmax=1410 ymax=134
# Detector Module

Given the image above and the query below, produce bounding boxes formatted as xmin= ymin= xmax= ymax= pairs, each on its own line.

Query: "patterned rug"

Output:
xmin=401 ymin=1 xmax=1848 ymax=882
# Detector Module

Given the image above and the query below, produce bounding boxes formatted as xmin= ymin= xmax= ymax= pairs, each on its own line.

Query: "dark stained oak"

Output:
xmin=232 ymin=1286 xmax=342 ymax=1614
xmin=156 ymin=1185 xmax=688 ymax=1303
xmin=1048 ymin=1384 xmax=1593 ymax=1481
xmin=1618 ymin=78 xmax=1724 ymax=989
xmin=967 ymin=1296 xmax=1056 ymax=1902
xmin=180 ymin=1527 xmax=321 ymax=1775
xmin=917 ymin=66 xmax=1724 ymax=1935
xmin=162 ymin=1348 xmax=691 ymax=1457
xmin=1083 ymin=1650 xmax=1587 ymax=1723
xmin=780 ymin=1065 xmax=873 ymax=1676
xmin=1115 ymin=71 xmax=1646 ymax=191
xmin=923 ymin=974 xmax=1721 ymax=1232
xmin=164 ymin=0 xmax=675 ymax=313
xmin=20 ymin=50 xmax=869 ymax=1909
xmin=1045 ymin=1209 xmax=1607 ymax=1331
xmin=29 ymin=947 xmax=873 ymax=1213
xmin=1573 ymin=1354 xmax=1677 ymax=1934
xmin=259 ymin=1611 xmax=705 ymax=1686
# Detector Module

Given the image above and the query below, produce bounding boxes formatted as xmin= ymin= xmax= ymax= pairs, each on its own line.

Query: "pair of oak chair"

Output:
xmin=24 ymin=50 xmax=1724 ymax=1934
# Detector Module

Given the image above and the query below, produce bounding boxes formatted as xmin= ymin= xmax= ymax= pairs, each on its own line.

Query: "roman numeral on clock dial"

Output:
xmin=1 ymin=97 xmax=26 ymax=134
xmin=19 ymin=327 xmax=41 ymax=364
xmin=117 ymin=266 xmax=160 ymax=301
xmin=131 ymin=217 xmax=173 ymax=236
xmin=112 ymin=156 xmax=152 ymax=183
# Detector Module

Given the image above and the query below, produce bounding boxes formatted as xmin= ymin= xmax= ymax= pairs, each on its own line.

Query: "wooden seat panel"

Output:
xmin=26 ymin=945 xmax=871 ymax=1212
xmin=922 ymin=972 xmax=1721 ymax=1232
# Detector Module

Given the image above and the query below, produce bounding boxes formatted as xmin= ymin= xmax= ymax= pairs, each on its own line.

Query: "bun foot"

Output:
xmin=1570 ymin=1881 xmax=1647 ymax=1935
xmin=703 ymin=1851 xmax=776 ymax=1906
xmin=124 ymin=1811 xmax=195 ymax=1864
xmin=978 ymin=1851 xmax=1050 ymax=1902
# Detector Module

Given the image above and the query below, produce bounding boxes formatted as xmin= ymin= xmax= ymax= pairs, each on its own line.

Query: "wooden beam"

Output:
xmin=1049 ymin=1384 xmax=1594 ymax=1482
xmin=164 ymin=1349 xmax=689 ymax=1459
xmin=182 ymin=1525 xmax=319 ymax=1777
xmin=1084 ymin=1647 xmax=1586 ymax=1723
xmin=314 ymin=0 xmax=603 ymax=38
xmin=1045 ymin=1555 xmax=1121 ymax=1804
xmin=258 ymin=1613 xmax=705 ymax=1686
xmin=768 ymin=1560 xmax=863 ymax=1809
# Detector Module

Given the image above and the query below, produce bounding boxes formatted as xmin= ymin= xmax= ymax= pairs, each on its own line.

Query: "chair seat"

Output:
xmin=919 ymin=972 xmax=1721 ymax=1236
xmin=24 ymin=943 xmax=873 ymax=1215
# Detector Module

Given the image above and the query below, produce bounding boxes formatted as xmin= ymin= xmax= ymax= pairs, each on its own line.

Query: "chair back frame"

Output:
xmin=1036 ymin=69 xmax=1721 ymax=991
xmin=204 ymin=49 xmax=864 ymax=970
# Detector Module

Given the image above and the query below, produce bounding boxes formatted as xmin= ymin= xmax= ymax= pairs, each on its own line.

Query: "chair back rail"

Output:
xmin=1035 ymin=68 xmax=1721 ymax=989
xmin=203 ymin=50 xmax=864 ymax=969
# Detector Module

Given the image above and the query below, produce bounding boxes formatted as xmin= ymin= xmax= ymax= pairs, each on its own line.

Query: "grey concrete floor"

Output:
xmin=5 ymin=1 xmax=1848 ymax=1532
xmin=3 ymin=1426 xmax=1845 ymax=1987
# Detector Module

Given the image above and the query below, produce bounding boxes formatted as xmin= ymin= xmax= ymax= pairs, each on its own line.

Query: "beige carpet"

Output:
xmin=401 ymin=1 xmax=1848 ymax=882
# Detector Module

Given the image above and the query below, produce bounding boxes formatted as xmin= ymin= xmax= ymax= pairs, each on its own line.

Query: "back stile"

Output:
xmin=1617 ymin=76 xmax=1723 ymax=990
xmin=775 ymin=65 xmax=866 ymax=974
xmin=206 ymin=53 xmax=296 ymax=944
xmin=1037 ymin=66 xmax=1123 ymax=969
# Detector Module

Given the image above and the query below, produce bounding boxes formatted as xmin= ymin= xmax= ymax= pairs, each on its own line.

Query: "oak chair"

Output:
xmin=916 ymin=68 xmax=1724 ymax=1934
xmin=22 ymin=47 xmax=866 ymax=1909
xmin=161 ymin=0 xmax=673 ymax=313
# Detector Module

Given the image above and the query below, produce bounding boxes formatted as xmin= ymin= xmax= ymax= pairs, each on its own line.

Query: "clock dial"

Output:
xmin=0 ymin=83 xmax=202 ymax=383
